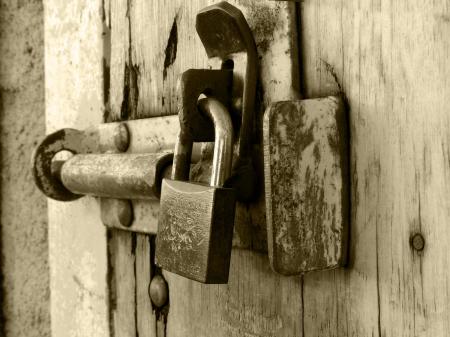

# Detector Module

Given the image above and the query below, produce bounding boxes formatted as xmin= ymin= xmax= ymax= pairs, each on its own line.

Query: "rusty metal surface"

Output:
xmin=32 ymin=116 xmax=190 ymax=201
xmin=100 ymin=165 xmax=172 ymax=235
xmin=263 ymin=96 xmax=349 ymax=275
xmin=172 ymin=69 xmax=232 ymax=182
xmin=61 ymin=152 xmax=173 ymax=199
xmin=178 ymin=69 xmax=232 ymax=142
xmin=32 ymin=128 xmax=85 ymax=201
xmin=197 ymin=1 xmax=258 ymax=201
xmin=95 ymin=115 xmax=180 ymax=154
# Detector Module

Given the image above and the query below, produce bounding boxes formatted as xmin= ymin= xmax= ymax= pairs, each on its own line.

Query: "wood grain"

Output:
xmin=49 ymin=0 xmax=450 ymax=335
xmin=109 ymin=231 xmax=137 ymax=337
xmin=117 ymin=0 xmax=301 ymax=120
xmin=106 ymin=0 xmax=157 ymax=336
xmin=300 ymin=0 xmax=450 ymax=336
xmin=136 ymin=235 xmax=155 ymax=337
xmin=164 ymin=250 xmax=302 ymax=337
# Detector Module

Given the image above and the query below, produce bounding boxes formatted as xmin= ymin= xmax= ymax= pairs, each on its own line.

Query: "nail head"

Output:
xmin=411 ymin=233 xmax=425 ymax=251
xmin=117 ymin=199 xmax=133 ymax=227
xmin=149 ymin=274 xmax=168 ymax=308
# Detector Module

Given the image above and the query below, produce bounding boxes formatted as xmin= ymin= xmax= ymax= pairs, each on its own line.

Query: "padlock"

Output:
xmin=155 ymin=97 xmax=236 ymax=284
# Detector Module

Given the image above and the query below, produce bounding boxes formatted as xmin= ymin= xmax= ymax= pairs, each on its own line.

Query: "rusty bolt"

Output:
xmin=116 ymin=199 xmax=133 ymax=228
xmin=149 ymin=274 xmax=168 ymax=308
xmin=113 ymin=123 xmax=130 ymax=152
xmin=411 ymin=233 xmax=425 ymax=251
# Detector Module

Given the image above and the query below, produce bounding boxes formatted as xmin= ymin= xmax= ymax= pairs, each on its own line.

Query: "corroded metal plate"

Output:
xmin=263 ymin=96 xmax=349 ymax=275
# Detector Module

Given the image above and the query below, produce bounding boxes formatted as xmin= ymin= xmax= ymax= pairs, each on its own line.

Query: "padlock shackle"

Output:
xmin=197 ymin=98 xmax=233 ymax=187
xmin=172 ymin=97 xmax=233 ymax=187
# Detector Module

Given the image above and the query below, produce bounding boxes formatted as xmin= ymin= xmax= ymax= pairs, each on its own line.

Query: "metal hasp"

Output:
xmin=155 ymin=2 xmax=257 ymax=283
xmin=264 ymin=96 xmax=350 ymax=275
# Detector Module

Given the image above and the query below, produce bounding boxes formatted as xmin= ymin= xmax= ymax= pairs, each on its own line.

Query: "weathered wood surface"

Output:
xmin=109 ymin=231 xmax=137 ymax=337
xmin=264 ymin=97 xmax=349 ymax=275
xmin=106 ymin=1 xmax=159 ymax=336
xmin=47 ymin=0 xmax=450 ymax=336
xmin=299 ymin=0 xmax=450 ymax=336
xmin=105 ymin=0 xmax=302 ymax=336
xmin=135 ymin=235 xmax=155 ymax=337
xmin=108 ymin=0 xmax=300 ymax=121
xmin=44 ymin=0 xmax=109 ymax=336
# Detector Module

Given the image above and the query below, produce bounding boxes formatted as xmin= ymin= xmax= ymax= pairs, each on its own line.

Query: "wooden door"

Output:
xmin=44 ymin=0 xmax=450 ymax=336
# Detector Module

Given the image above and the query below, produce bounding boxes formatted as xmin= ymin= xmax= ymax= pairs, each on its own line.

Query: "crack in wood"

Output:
xmin=163 ymin=13 xmax=178 ymax=81
xmin=119 ymin=0 xmax=140 ymax=120
xmin=120 ymin=63 xmax=140 ymax=120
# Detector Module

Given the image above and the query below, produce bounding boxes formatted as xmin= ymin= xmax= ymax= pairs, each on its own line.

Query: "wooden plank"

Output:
xmin=106 ymin=1 xmax=157 ymax=337
xmin=44 ymin=1 xmax=109 ymax=336
xmin=109 ymin=231 xmax=137 ymax=337
xmin=122 ymin=0 xmax=304 ymax=335
xmin=300 ymin=0 xmax=450 ymax=336
xmin=136 ymin=235 xmax=155 ymax=337
xmin=164 ymin=250 xmax=302 ymax=337
xmin=108 ymin=0 xmax=130 ymax=121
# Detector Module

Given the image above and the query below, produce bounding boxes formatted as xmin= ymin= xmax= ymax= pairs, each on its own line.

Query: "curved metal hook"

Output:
xmin=196 ymin=1 xmax=257 ymax=159
xmin=32 ymin=128 xmax=84 ymax=201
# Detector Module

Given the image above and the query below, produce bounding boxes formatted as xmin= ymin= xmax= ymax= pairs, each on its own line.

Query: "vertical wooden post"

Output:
xmin=45 ymin=1 xmax=109 ymax=336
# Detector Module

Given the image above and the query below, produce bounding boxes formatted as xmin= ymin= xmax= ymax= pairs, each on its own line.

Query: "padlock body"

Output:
xmin=156 ymin=178 xmax=236 ymax=283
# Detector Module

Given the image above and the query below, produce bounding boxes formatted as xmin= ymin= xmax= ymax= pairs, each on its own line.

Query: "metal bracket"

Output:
xmin=32 ymin=115 xmax=190 ymax=234
xmin=263 ymin=96 xmax=350 ymax=275
xmin=195 ymin=1 xmax=259 ymax=201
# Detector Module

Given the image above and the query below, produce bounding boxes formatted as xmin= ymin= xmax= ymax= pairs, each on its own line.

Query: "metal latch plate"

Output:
xmin=264 ymin=96 xmax=349 ymax=274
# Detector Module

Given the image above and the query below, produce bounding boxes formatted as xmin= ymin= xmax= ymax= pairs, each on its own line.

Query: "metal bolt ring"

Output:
xmin=32 ymin=128 xmax=85 ymax=201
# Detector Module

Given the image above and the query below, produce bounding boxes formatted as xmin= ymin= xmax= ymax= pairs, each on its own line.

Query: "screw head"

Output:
xmin=149 ymin=274 xmax=168 ymax=308
xmin=113 ymin=123 xmax=130 ymax=152
xmin=411 ymin=233 xmax=425 ymax=251
xmin=232 ymin=97 xmax=242 ymax=112
xmin=117 ymin=199 xmax=133 ymax=228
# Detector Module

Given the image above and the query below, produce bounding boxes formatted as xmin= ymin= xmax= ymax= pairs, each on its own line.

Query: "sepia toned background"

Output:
xmin=0 ymin=1 xmax=50 ymax=336
xmin=1 ymin=0 xmax=450 ymax=336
